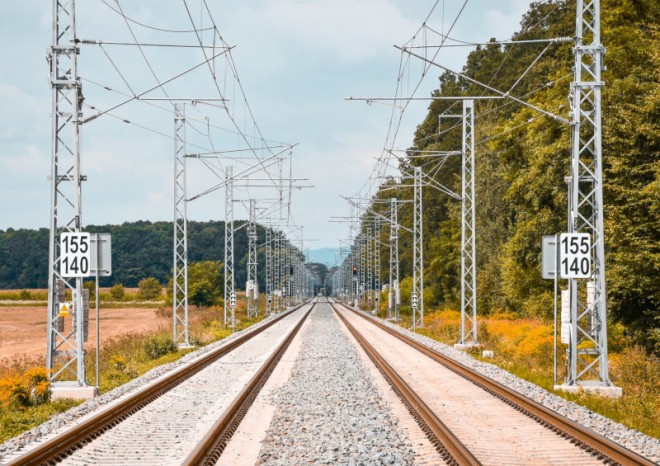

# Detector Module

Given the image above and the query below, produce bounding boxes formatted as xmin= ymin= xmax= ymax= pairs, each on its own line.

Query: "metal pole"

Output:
xmin=458 ymin=99 xmax=478 ymax=347
xmin=224 ymin=166 xmax=235 ymax=330
xmin=367 ymin=228 xmax=373 ymax=309
xmin=374 ymin=218 xmax=381 ymax=313
xmin=172 ymin=103 xmax=190 ymax=347
xmin=274 ymin=231 xmax=281 ymax=311
xmin=46 ymin=0 xmax=89 ymax=387
xmin=554 ymin=234 xmax=558 ymax=386
xmin=564 ymin=0 xmax=615 ymax=391
xmin=391 ymin=198 xmax=400 ymax=322
xmin=265 ymin=227 xmax=272 ymax=314
xmin=247 ymin=199 xmax=258 ymax=317
xmin=412 ymin=166 xmax=424 ymax=330
xmin=95 ymin=241 xmax=99 ymax=388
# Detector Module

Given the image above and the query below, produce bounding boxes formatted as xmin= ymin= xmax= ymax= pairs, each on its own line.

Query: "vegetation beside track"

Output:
xmin=389 ymin=307 xmax=660 ymax=439
xmin=0 ymin=296 xmax=266 ymax=443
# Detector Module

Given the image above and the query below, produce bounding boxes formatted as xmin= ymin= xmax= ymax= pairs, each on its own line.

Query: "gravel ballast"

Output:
xmin=2 ymin=299 xmax=658 ymax=464
xmin=257 ymin=303 xmax=416 ymax=466
xmin=351 ymin=304 xmax=660 ymax=463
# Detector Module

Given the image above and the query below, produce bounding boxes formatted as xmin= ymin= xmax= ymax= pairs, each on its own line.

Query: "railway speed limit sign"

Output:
xmin=60 ymin=232 xmax=91 ymax=277
xmin=559 ymin=233 xmax=591 ymax=278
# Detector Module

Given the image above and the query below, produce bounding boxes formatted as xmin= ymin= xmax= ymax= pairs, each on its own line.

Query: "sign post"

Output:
xmin=90 ymin=234 xmax=111 ymax=389
xmin=542 ymin=235 xmax=559 ymax=385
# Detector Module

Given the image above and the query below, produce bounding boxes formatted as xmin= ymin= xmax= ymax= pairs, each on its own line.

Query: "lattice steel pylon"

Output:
xmin=273 ymin=231 xmax=281 ymax=311
xmin=367 ymin=228 xmax=373 ymax=308
xmin=172 ymin=104 xmax=190 ymax=347
xmin=265 ymin=227 xmax=272 ymax=314
xmin=564 ymin=0 xmax=615 ymax=391
xmin=284 ymin=236 xmax=289 ymax=306
xmin=412 ymin=166 xmax=424 ymax=330
xmin=389 ymin=198 xmax=400 ymax=321
xmin=458 ymin=99 xmax=478 ymax=346
xmin=46 ymin=0 xmax=88 ymax=386
xmin=224 ymin=166 xmax=235 ymax=330
xmin=373 ymin=218 xmax=381 ymax=312
xmin=247 ymin=199 xmax=258 ymax=317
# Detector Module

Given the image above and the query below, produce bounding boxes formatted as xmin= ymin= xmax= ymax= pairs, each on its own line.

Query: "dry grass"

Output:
xmin=0 ymin=288 xmax=159 ymax=306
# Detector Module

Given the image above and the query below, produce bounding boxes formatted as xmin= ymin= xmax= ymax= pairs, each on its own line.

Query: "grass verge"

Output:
xmin=0 ymin=298 xmax=268 ymax=443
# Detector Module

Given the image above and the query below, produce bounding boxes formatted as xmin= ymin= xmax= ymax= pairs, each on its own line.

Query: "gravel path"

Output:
xmin=257 ymin=302 xmax=416 ymax=466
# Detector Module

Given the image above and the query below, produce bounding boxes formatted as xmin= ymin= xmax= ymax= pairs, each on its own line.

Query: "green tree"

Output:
xmin=137 ymin=277 xmax=163 ymax=301
xmin=167 ymin=261 xmax=224 ymax=307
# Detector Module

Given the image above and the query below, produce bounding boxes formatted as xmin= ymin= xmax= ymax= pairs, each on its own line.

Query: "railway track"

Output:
xmin=330 ymin=300 xmax=655 ymax=466
xmin=6 ymin=301 xmax=315 ymax=466
xmin=3 ymin=298 xmax=655 ymax=465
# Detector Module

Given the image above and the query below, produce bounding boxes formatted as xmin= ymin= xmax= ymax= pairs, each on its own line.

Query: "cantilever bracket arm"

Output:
xmin=395 ymin=45 xmax=570 ymax=125
xmin=386 ymin=150 xmax=462 ymax=201
xmin=341 ymin=195 xmax=413 ymax=234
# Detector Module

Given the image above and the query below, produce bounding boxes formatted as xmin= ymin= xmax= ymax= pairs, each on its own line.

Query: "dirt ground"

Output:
xmin=0 ymin=306 xmax=170 ymax=361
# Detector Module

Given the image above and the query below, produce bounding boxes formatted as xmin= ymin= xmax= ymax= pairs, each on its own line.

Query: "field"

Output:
xmin=0 ymin=306 xmax=169 ymax=361
xmin=0 ymin=290 xmax=261 ymax=443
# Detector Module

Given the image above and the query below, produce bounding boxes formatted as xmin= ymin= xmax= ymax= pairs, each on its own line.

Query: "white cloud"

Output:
xmin=230 ymin=0 xmax=419 ymax=66
xmin=479 ymin=0 xmax=531 ymax=41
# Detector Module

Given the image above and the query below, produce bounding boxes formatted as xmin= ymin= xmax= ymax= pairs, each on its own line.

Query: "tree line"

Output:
xmin=0 ymin=220 xmax=284 ymax=293
xmin=363 ymin=0 xmax=658 ymax=353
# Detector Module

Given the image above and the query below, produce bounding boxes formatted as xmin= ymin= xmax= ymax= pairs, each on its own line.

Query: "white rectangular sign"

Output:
xmin=559 ymin=233 xmax=591 ymax=279
xmin=60 ymin=232 xmax=91 ymax=278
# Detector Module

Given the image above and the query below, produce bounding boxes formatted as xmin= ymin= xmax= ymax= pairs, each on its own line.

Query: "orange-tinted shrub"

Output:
xmin=0 ymin=367 xmax=51 ymax=409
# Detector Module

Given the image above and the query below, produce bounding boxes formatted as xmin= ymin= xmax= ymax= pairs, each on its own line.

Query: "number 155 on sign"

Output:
xmin=559 ymin=233 xmax=591 ymax=279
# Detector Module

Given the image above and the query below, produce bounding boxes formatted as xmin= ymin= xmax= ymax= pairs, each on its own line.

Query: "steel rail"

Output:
xmin=184 ymin=301 xmax=316 ymax=465
xmin=330 ymin=302 xmax=480 ymax=466
xmin=8 ymin=301 xmax=311 ymax=466
xmin=334 ymin=300 xmax=656 ymax=466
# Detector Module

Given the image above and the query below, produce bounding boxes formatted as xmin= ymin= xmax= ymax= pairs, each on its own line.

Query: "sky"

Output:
xmin=0 ymin=0 xmax=536 ymax=250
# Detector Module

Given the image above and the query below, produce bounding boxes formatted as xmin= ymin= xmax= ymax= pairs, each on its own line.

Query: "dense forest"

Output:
xmin=0 ymin=220 xmax=308 ymax=292
xmin=364 ymin=0 xmax=658 ymax=353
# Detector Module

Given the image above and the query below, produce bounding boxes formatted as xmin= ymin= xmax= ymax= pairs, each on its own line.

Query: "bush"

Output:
xmin=83 ymin=280 xmax=96 ymax=300
xmin=0 ymin=367 xmax=50 ymax=409
xmin=143 ymin=335 xmax=177 ymax=360
xmin=109 ymin=283 xmax=125 ymax=301
xmin=138 ymin=278 xmax=163 ymax=301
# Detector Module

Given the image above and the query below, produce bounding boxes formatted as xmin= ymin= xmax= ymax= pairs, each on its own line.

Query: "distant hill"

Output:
xmin=305 ymin=248 xmax=346 ymax=267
